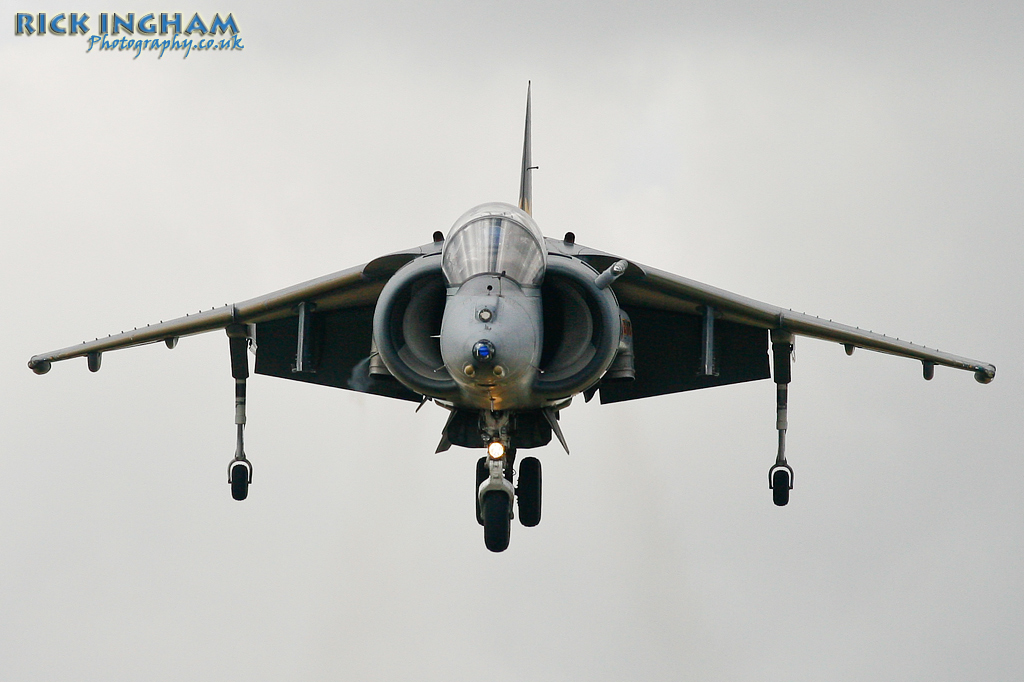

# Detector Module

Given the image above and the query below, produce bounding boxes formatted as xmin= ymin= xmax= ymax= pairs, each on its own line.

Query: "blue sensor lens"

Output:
xmin=472 ymin=340 xmax=495 ymax=362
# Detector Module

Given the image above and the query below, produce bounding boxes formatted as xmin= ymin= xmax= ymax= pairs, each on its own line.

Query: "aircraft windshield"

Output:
xmin=442 ymin=203 xmax=546 ymax=287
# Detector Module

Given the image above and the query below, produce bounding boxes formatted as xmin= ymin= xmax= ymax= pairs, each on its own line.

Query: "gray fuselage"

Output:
xmin=439 ymin=274 xmax=543 ymax=411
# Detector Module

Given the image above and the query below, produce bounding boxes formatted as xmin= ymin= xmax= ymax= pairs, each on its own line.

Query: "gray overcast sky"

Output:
xmin=1 ymin=1 xmax=1022 ymax=680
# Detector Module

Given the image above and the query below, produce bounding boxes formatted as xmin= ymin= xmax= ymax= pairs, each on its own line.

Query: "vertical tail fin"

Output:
xmin=518 ymin=82 xmax=534 ymax=215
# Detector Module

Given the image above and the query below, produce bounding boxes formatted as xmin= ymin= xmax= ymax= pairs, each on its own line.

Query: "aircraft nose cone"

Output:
xmin=472 ymin=340 xmax=495 ymax=362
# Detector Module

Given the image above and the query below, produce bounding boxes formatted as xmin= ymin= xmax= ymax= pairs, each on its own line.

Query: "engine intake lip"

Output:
xmin=533 ymin=255 xmax=621 ymax=399
xmin=371 ymin=255 xmax=460 ymax=400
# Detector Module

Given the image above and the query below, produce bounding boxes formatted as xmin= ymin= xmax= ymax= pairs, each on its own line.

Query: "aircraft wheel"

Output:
xmin=475 ymin=457 xmax=488 ymax=526
xmin=772 ymin=468 xmax=790 ymax=507
xmin=517 ymin=456 xmax=542 ymax=527
xmin=231 ymin=463 xmax=250 ymax=501
xmin=482 ymin=491 xmax=511 ymax=552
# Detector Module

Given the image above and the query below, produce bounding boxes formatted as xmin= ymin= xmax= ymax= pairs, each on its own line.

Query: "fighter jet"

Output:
xmin=28 ymin=85 xmax=996 ymax=552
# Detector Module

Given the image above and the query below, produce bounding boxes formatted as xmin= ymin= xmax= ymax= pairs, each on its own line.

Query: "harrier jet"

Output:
xmin=29 ymin=86 xmax=996 ymax=551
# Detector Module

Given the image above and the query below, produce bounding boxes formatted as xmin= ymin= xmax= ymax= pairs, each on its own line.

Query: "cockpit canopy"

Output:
xmin=441 ymin=202 xmax=546 ymax=287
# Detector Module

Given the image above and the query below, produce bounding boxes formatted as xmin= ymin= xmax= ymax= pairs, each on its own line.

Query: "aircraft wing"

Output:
xmin=30 ymin=233 xmax=996 ymax=406
xmin=550 ymin=239 xmax=997 ymax=404
xmin=619 ymin=264 xmax=995 ymax=373
xmin=28 ymin=241 xmax=443 ymax=402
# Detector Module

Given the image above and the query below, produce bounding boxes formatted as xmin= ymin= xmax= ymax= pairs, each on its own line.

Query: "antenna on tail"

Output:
xmin=518 ymin=82 xmax=535 ymax=215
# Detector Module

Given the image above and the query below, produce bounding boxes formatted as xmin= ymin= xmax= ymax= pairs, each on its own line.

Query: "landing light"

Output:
xmin=487 ymin=441 xmax=505 ymax=459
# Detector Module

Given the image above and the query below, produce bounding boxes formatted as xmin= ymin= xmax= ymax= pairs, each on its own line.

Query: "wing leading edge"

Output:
xmin=27 ymin=240 xmax=441 ymax=376
xmin=29 ymin=236 xmax=995 ymax=392
xmin=617 ymin=263 xmax=995 ymax=380
xmin=543 ymin=237 xmax=995 ymax=404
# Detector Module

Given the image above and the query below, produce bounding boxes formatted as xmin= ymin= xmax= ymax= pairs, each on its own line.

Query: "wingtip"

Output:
xmin=975 ymin=365 xmax=996 ymax=384
xmin=28 ymin=357 xmax=51 ymax=375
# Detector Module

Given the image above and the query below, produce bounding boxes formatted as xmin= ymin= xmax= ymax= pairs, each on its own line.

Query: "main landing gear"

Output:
xmin=227 ymin=324 xmax=254 ymax=501
xmin=476 ymin=442 xmax=543 ymax=552
xmin=769 ymin=330 xmax=794 ymax=507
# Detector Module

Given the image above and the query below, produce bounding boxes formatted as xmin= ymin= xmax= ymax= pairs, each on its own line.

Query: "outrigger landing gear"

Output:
xmin=769 ymin=330 xmax=794 ymax=507
xmin=229 ymin=426 xmax=252 ymax=501
xmin=227 ymin=324 xmax=253 ymax=501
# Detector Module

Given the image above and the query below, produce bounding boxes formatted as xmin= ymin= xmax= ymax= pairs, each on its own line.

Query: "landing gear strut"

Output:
xmin=769 ymin=330 xmax=794 ymax=506
xmin=472 ymin=412 xmax=547 ymax=550
xmin=476 ymin=451 xmax=514 ymax=526
xmin=227 ymin=324 xmax=253 ymax=501
xmin=478 ymin=446 xmax=514 ymax=552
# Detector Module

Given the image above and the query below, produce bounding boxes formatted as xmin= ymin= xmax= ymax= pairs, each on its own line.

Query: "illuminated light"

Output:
xmin=464 ymin=364 xmax=475 ymax=377
xmin=478 ymin=308 xmax=493 ymax=322
xmin=487 ymin=441 xmax=505 ymax=459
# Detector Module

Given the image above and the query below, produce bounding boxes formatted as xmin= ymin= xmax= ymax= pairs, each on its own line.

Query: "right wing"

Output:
xmin=28 ymin=241 xmax=443 ymax=402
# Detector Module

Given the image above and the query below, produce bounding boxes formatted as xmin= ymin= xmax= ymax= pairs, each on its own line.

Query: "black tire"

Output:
xmin=475 ymin=457 xmax=488 ymax=526
xmin=231 ymin=463 xmax=249 ymax=501
xmin=482 ymin=491 xmax=511 ymax=552
xmin=772 ymin=468 xmax=790 ymax=507
xmin=517 ymin=456 xmax=542 ymax=527
xmin=505 ymin=447 xmax=516 ymax=483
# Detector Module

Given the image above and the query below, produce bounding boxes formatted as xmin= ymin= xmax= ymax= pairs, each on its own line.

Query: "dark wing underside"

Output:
xmin=31 ymin=233 xmax=995 ymax=407
xmin=553 ymin=237 xmax=995 ymax=405
xmin=254 ymin=305 xmax=420 ymax=402
xmin=28 ymin=241 xmax=440 ymax=404
xmin=599 ymin=307 xmax=770 ymax=404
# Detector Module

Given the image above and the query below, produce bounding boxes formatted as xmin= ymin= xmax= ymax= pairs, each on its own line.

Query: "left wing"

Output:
xmin=619 ymin=263 xmax=996 ymax=376
xmin=546 ymin=238 xmax=996 ymax=404
xmin=28 ymin=240 xmax=443 ymax=402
